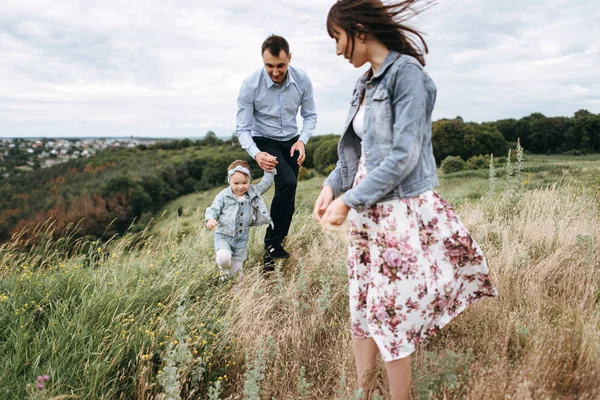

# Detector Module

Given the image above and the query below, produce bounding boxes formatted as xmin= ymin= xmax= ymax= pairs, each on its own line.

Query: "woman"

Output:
xmin=313 ymin=1 xmax=497 ymax=398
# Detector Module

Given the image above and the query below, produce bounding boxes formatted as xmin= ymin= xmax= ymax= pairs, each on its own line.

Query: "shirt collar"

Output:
xmin=262 ymin=66 xmax=296 ymax=89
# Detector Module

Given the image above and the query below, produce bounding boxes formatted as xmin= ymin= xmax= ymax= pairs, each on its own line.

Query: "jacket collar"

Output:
xmin=357 ymin=50 xmax=401 ymax=86
xmin=225 ymin=186 xmax=258 ymax=200
xmin=372 ymin=50 xmax=400 ymax=80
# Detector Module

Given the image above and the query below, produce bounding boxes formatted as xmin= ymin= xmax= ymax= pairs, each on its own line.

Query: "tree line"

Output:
xmin=1 ymin=109 xmax=598 ymax=243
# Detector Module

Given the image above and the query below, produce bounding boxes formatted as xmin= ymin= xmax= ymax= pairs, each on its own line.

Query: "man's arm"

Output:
xmin=298 ymin=74 xmax=317 ymax=145
xmin=236 ymin=81 xmax=261 ymax=159
xmin=236 ymin=79 xmax=278 ymax=171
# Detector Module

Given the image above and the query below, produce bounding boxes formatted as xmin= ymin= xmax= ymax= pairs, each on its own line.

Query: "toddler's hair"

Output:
xmin=227 ymin=160 xmax=251 ymax=178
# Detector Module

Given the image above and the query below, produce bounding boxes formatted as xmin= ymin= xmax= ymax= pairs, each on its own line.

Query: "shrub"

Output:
xmin=440 ymin=156 xmax=466 ymax=174
xmin=313 ymin=138 xmax=339 ymax=175
xmin=466 ymin=155 xmax=489 ymax=170
xmin=297 ymin=166 xmax=314 ymax=181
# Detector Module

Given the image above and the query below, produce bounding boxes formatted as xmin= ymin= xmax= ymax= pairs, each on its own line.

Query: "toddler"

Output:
xmin=205 ymin=160 xmax=275 ymax=279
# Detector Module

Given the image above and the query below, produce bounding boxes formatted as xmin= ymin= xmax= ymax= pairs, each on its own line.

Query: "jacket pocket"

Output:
xmin=370 ymin=88 xmax=392 ymax=142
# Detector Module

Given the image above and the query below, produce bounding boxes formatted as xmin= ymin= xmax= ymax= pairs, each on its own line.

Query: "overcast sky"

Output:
xmin=1 ymin=0 xmax=598 ymax=138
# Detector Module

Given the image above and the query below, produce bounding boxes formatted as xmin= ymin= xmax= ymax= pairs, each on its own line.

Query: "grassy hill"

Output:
xmin=0 ymin=156 xmax=599 ymax=399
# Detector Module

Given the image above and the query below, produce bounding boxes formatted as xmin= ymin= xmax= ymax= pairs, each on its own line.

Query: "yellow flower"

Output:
xmin=172 ymin=340 xmax=178 ymax=345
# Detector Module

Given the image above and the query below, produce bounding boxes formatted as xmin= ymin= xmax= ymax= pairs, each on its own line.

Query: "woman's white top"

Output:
xmin=353 ymin=104 xmax=366 ymax=140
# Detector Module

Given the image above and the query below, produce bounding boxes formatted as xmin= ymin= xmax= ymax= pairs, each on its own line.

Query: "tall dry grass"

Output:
xmin=0 ymin=183 xmax=598 ymax=399
xmin=224 ymin=184 xmax=600 ymax=399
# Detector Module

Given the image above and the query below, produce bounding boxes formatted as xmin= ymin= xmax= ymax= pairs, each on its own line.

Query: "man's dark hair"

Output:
xmin=261 ymin=35 xmax=290 ymax=57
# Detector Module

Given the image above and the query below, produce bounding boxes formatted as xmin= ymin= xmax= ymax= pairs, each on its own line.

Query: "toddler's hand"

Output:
xmin=206 ymin=219 xmax=218 ymax=230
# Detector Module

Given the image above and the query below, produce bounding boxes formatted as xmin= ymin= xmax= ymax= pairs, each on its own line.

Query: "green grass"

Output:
xmin=0 ymin=154 xmax=598 ymax=399
xmin=438 ymin=154 xmax=600 ymax=203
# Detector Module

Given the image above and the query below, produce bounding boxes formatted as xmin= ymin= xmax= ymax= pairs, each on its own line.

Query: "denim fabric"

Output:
xmin=205 ymin=170 xmax=275 ymax=237
xmin=236 ymin=65 xmax=318 ymax=158
xmin=324 ymin=51 xmax=439 ymax=211
xmin=214 ymin=231 xmax=249 ymax=260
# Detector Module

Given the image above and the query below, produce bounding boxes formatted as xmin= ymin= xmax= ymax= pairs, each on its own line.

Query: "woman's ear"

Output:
xmin=355 ymin=23 xmax=366 ymax=43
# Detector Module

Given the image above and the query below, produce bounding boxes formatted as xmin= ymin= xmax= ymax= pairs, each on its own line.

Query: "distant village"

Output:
xmin=0 ymin=137 xmax=162 ymax=179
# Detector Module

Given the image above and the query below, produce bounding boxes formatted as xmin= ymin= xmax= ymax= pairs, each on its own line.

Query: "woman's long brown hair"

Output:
xmin=326 ymin=0 xmax=433 ymax=66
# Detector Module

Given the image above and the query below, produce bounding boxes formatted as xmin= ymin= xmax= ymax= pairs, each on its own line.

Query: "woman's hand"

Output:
xmin=321 ymin=198 xmax=350 ymax=226
xmin=313 ymin=185 xmax=335 ymax=222
xmin=206 ymin=219 xmax=218 ymax=230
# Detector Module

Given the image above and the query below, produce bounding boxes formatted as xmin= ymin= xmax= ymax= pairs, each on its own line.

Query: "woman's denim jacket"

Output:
xmin=324 ymin=51 xmax=438 ymax=211
xmin=205 ymin=170 xmax=275 ymax=237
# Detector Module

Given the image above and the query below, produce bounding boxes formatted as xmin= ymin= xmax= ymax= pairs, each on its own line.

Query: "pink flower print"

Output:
xmin=359 ymin=250 xmax=371 ymax=266
xmin=429 ymin=261 xmax=441 ymax=280
xmin=406 ymin=327 xmax=422 ymax=345
xmin=444 ymin=232 xmax=484 ymax=267
xmin=383 ymin=248 xmax=403 ymax=267
xmin=417 ymin=283 xmax=428 ymax=299
xmin=385 ymin=233 xmax=401 ymax=248
xmin=371 ymin=302 xmax=388 ymax=323
xmin=387 ymin=339 xmax=406 ymax=358
xmin=419 ymin=220 xmax=439 ymax=251
xmin=356 ymin=288 xmax=368 ymax=308
xmin=352 ymin=321 xmax=367 ymax=338
xmin=388 ymin=312 xmax=406 ymax=329
xmin=405 ymin=297 xmax=420 ymax=312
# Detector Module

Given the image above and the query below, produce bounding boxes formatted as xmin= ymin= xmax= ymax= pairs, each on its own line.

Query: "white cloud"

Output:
xmin=0 ymin=0 xmax=598 ymax=138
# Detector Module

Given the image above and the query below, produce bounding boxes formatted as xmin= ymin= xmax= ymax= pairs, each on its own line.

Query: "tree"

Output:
xmin=202 ymin=131 xmax=221 ymax=146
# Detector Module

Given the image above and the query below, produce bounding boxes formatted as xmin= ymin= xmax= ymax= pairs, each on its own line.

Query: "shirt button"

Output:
xmin=368 ymin=84 xmax=373 ymax=89
xmin=366 ymin=106 xmax=370 ymax=110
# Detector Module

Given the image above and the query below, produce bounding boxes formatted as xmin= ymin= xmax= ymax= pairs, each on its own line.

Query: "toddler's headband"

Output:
xmin=227 ymin=166 xmax=251 ymax=182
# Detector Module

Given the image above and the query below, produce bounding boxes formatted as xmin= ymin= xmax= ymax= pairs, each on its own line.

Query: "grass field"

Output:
xmin=0 ymin=155 xmax=599 ymax=399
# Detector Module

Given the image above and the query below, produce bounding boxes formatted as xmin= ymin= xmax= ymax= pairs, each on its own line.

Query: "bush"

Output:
xmin=440 ymin=156 xmax=466 ymax=174
xmin=313 ymin=138 xmax=339 ymax=175
xmin=466 ymin=155 xmax=489 ymax=170
xmin=297 ymin=166 xmax=314 ymax=181
xmin=563 ymin=149 xmax=584 ymax=156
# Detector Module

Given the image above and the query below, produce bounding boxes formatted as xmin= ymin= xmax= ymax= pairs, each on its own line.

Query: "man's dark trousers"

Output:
xmin=253 ymin=136 xmax=300 ymax=247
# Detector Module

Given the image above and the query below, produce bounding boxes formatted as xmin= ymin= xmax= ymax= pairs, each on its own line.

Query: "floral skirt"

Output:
xmin=347 ymin=157 xmax=497 ymax=361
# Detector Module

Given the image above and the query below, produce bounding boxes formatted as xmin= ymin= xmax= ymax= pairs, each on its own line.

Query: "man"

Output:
xmin=236 ymin=34 xmax=317 ymax=272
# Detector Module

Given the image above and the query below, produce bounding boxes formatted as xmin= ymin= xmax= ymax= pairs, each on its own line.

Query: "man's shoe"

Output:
xmin=265 ymin=243 xmax=290 ymax=259
xmin=263 ymin=253 xmax=275 ymax=274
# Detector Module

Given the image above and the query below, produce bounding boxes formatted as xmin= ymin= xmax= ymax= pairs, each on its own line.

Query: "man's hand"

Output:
xmin=321 ymin=198 xmax=350 ymax=226
xmin=255 ymin=152 xmax=278 ymax=172
xmin=290 ymin=140 xmax=306 ymax=165
xmin=206 ymin=219 xmax=218 ymax=230
xmin=313 ymin=185 xmax=335 ymax=222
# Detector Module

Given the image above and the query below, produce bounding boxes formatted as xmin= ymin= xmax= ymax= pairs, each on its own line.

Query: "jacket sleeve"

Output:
xmin=341 ymin=63 xmax=428 ymax=209
xmin=323 ymin=159 xmax=344 ymax=197
xmin=205 ymin=192 xmax=225 ymax=222
xmin=254 ymin=169 xmax=276 ymax=195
